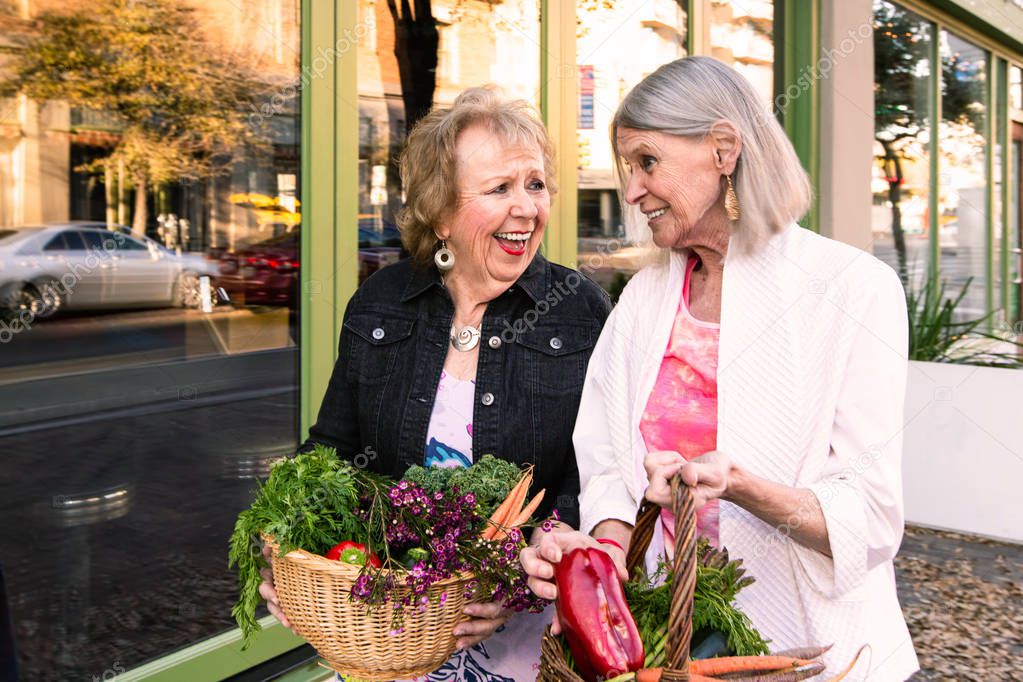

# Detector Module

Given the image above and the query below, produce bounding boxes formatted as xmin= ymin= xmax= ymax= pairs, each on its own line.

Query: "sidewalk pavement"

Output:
xmin=897 ymin=525 xmax=1023 ymax=681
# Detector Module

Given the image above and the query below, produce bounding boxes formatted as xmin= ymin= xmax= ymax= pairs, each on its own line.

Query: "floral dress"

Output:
xmin=341 ymin=369 xmax=550 ymax=682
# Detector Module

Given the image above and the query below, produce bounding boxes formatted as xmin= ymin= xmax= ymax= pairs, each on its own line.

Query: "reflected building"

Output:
xmin=0 ymin=0 xmax=300 ymax=254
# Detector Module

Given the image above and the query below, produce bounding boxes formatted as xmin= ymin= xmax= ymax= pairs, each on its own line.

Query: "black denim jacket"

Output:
xmin=302 ymin=254 xmax=612 ymax=528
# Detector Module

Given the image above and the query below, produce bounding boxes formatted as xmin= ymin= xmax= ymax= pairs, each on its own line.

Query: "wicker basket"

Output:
xmin=539 ymin=475 xmax=698 ymax=682
xmin=263 ymin=535 xmax=474 ymax=680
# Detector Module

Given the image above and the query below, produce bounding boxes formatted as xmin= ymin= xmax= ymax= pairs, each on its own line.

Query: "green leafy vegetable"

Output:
xmin=623 ymin=539 xmax=769 ymax=667
xmin=402 ymin=453 xmax=522 ymax=517
xmin=227 ymin=445 xmax=375 ymax=646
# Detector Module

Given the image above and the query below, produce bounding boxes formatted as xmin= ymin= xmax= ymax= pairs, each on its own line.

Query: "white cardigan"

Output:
xmin=575 ymin=225 xmax=920 ymax=681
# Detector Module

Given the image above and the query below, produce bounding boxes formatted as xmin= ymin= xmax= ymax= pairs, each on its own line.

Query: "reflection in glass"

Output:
xmin=0 ymin=0 xmax=301 ymax=678
xmin=872 ymin=0 xmax=933 ymax=287
xmin=939 ymin=29 xmax=988 ymax=321
xmin=575 ymin=0 xmax=689 ymax=295
xmin=356 ymin=0 xmax=541 ymax=284
xmin=1011 ymin=65 xmax=1023 ymax=111
xmin=1012 ymin=139 xmax=1022 ymax=323
xmin=706 ymin=0 xmax=774 ymax=106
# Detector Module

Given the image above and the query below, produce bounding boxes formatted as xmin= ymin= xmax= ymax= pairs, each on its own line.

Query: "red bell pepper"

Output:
xmin=325 ymin=541 xmax=382 ymax=568
xmin=554 ymin=547 xmax=644 ymax=682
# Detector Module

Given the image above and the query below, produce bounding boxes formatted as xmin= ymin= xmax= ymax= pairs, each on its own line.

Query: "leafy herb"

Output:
xmin=622 ymin=539 xmax=769 ymax=667
xmin=402 ymin=454 xmax=522 ymax=517
xmin=692 ymin=540 xmax=769 ymax=656
xmin=227 ymin=445 xmax=369 ymax=646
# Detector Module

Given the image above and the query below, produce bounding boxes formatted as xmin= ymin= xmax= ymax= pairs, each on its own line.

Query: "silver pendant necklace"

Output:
xmin=450 ymin=324 xmax=481 ymax=352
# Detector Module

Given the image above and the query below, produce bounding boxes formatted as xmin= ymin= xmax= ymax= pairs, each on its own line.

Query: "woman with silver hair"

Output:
xmin=522 ymin=56 xmax=919 ymax=680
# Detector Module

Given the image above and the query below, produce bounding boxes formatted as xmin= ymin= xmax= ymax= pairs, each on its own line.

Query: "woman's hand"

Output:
xmin=519 ymin=528 xmax=627 ymax=634
xmin=453 ymin=602 xmax=513 ymax=649
xmin=259 ymin=544 xmax=297 ymax=635
xmin=645 ymin=449 xmax=733 ymax=510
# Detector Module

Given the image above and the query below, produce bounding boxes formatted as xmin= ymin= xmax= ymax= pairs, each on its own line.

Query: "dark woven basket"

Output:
xmin=538 ymin=475 xmax=697 ymax=681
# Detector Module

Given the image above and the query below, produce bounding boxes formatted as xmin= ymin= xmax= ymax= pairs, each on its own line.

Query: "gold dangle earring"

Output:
xmin=724 ymin=174 xmax=741 ymax=222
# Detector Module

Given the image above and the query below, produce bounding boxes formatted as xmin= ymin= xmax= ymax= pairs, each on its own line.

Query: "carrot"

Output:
xmin=635 ymin=668 xmax=662 ymax=682
xmin=770 ymin=644 xmax=832 ymax=660
xmin=689 ymin=675 xmax=721 ymax=682
xmin=717 ymin=662 xmax=826 ymax=681
xmin=690 ymin=656 xmax=812 ymax=676
xmin=823 ymin=644 xmax=869 ymax=682
xmin=508 ymin=489 xmax=545 ymax=528
xmin=481 ymin=469 xmax=532 ymax=540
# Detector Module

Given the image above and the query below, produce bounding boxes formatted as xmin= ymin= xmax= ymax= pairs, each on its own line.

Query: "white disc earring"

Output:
xmin=434 ymin=240 xmax=454 ymax=271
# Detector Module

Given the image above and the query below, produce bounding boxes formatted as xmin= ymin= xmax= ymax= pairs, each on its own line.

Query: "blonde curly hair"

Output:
xmin=397 ymin=86 xmax=558 ymax=266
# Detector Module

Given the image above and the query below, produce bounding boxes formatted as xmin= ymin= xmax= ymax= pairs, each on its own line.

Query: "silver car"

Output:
xmin=0 ymin=222 xmax=219 ymax=317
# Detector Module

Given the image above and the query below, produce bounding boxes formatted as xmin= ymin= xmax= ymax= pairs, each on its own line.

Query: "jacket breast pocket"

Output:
xmin=343 ymin=313 xmax=415 ymax=384
xmin=517 ymin=322 xmax=597 ymax=392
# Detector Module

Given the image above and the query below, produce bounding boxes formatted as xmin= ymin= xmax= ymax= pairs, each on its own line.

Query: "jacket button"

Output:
xmin=372 ymin=327 xmax=385 ymax=340
xmin=549 ymin=337 xmax=563 ymax=350
xmin=488 ymin=335 xmax=502 ymax=349
xmin=481 ymin=392 xmax=495 ymax=406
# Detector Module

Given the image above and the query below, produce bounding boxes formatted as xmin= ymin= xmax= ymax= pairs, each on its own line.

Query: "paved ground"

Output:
xmin=896 ymin=525 xmax=1023 ymax=681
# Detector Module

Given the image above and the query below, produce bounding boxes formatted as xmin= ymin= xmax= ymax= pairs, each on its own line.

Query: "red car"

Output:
xmin=217 ymin=231 xmax=299 ymax=306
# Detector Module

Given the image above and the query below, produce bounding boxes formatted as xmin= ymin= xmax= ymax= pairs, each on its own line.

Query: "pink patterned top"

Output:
xmin=639 ymin=254 xmax=720 ymax=551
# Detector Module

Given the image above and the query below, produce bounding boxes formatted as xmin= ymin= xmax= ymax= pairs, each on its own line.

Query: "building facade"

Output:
xmin=0 ymin=0 xmax=1020 ymax=679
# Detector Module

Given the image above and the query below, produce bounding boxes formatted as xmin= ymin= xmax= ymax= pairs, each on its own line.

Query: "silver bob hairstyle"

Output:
xmin=612 ymin=56 xmax=812 ymax=253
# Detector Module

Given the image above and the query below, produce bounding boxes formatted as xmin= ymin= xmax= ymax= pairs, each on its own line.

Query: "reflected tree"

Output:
xmin=873 ymin=0 xmax=981 ymax=283
xmin=0 ymin=0 xmax=269 ymax=235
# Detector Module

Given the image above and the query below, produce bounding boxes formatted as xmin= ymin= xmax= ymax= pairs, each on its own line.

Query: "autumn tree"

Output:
xmin=0 ymin=0 xmax=270 ymax=235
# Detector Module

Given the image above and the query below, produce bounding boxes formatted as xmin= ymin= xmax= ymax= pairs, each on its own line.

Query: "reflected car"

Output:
xmin=217 ymin=222 xmax=403 ymax=307
xmin=0 ymin=222 xmax=219 ymax=317
xmin=217 ymin=231 xmax=299 ymax=306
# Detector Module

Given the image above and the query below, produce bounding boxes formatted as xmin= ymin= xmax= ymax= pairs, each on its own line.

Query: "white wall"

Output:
xmin=902 ymin=361 xmax=1023 ymax=543
xmin=818 ymin=0 xmax=874 ymax=252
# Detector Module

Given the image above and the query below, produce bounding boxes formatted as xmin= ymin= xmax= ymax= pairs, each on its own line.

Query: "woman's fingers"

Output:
xmin=453 ymin=608 xmax=512 ymax=649
xmin=645 ymin=461 xmax=684 ymax=507
xmin=644 ymin=450 xmax=684 ymax=478
xmin=463 ymin=602 xmax=505 ymax=620
xmin=550 ymin=609 xmax=562 ymax=635
xmin=258 ymin=566 xmax=297 ymax=633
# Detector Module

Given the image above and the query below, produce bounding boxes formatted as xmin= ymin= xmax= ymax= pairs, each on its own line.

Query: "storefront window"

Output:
xmin=938 ymin=29 xmax=988 ymax=321
xmin=0 ymin=0 xmax=300 ymax=677
xmin=705 ymin=0 xmax=775 ymax=106
xmin=356 ymin=0 xmax=540 ymax=284
xmin=575 ymin=0 xmax=689 ymax=296
xmin=574 ymin=1 xmax=775 ymax=297
xmin=872 ymin=0 xmax=934 ymax=287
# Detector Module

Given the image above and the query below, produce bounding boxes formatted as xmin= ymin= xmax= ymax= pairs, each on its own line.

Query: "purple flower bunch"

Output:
xmin=349 ymin=478 xmax=550 ymax=624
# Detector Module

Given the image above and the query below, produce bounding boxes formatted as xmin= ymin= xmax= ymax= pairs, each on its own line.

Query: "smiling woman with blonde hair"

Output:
xmin=258 ymin=86 xmax=611 ymax=681
xmin=522 ymin=56 xmax=920 ymax=681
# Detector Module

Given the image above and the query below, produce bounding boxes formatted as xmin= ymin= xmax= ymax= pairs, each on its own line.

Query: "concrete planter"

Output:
xmin=902 ymin=361 xmax=1023 ymax=543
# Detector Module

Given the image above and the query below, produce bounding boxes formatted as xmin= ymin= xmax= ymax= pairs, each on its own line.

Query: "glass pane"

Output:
xmin=1011 ymin=65 xmax=1023 ymax=111
xmin=576 ymin=0 xmax=689 ymax=296
xmin=706 ymin=0 xmax=774 ymax=107
xmin=356 ymin=0 xmax=541 ymax=285
xmin=872 ymin=0 xmax=933 ymax=288
xmin=939 ymin=29 xmax=988 ymax=322
xmin=0 ymin=0 xmax=301 ymax=678
xmin=1012 ymin=139 xmax=1022 ymax=324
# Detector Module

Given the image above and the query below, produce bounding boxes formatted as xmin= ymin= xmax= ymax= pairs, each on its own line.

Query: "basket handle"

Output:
xmin=622 ymin=474 xmax=697 ymax=677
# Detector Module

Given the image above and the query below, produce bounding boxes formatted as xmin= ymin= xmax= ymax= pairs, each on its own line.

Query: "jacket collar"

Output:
xmin=399 ymin=253 xmax=549 ymax=304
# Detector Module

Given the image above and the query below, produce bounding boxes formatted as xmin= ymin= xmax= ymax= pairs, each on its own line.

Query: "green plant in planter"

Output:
xmin=906 ymin=276 xmax=1023 ymax=366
